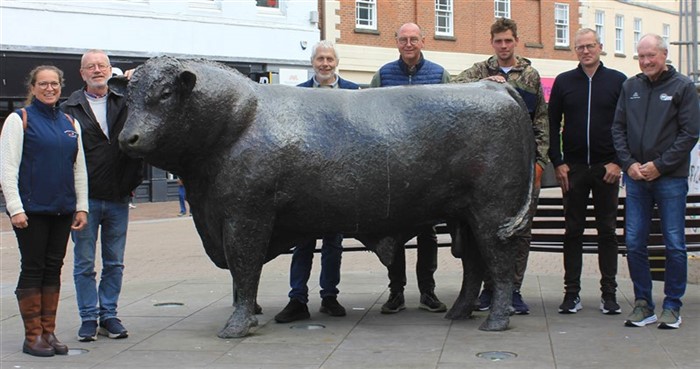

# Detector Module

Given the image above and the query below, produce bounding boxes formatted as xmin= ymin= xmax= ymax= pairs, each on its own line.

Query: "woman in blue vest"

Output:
xmin=0 ymin=65 xmax=88 ymax=357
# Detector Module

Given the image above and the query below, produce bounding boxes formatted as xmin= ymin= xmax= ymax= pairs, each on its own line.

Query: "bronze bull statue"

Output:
xmin=111 ymin=56 xmax=535 ymax=338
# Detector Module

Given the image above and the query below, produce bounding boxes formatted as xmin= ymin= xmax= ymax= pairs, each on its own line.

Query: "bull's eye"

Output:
xmin=160 ymin=90 xmax=173 ymax=101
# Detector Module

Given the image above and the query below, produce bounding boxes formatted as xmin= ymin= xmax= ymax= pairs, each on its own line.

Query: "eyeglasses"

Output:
xmin=36 ymin=81 xmax=61 ymax=89
xmin=397 ymin=37 xmax=422 ymax=46
xmin=575 ymin=43 xmax=598 ymax=52
xmin=81 ymin=63 xmax=111 ymax=71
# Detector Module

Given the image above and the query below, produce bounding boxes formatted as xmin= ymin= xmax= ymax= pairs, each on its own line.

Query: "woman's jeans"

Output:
xmin=624 ymin=175 xmax=687 ymax=311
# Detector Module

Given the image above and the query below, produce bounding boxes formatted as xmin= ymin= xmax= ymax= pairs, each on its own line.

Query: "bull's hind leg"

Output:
xmin=477 ymin=230 xmax=514 ymax=331
xmin=218 ymin=217 xmax=268 ymax=338
xmin=445 ymin=222 xmax=483 ymax=320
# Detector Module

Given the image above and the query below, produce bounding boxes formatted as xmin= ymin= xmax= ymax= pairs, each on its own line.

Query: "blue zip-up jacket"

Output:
xmin=17 ymin=99 xmax=79 ymax=214
xmin=612 ymin=65 xmax=700 ymax=177
xmin=371 ymin=54 xmax=448 ymax=86
xmin=297 ymin=76 xmax=360 ymax=89
xmin=548 ymin=62 xmax=627 ymax=167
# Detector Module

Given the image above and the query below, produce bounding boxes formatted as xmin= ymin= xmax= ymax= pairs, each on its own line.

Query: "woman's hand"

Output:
xmin=11 ymin=213 xmax=28 ymax=229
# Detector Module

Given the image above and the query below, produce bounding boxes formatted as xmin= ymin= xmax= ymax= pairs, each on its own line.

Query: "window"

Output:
xmin=356 ymin=0 xmax=376 ymax=30
xmin=595 ymin=10 xmax=605 ymax=44
xmin=662 ymin=23 xmax=671 ymax=47
xmin=554 ymin=3 xmax=569 ymax=47
xmin=633 ymin=18 xmax=642 ymax=55
xmin=435 ymin=0 xmax=453 ymax=37
xmin=494 ymin=0 xmax=510 ymax=19
xmin=615 ymin=15 xmax=624 ymax=54
xmin=256 ymin=0 xmax=278 ymax=8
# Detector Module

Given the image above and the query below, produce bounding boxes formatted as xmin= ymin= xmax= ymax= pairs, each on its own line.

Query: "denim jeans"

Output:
xmin=288 ymin=233 xmax=343 ymax=303
xmin=178 ymin=185 xmax=187 ymax=214
xmin=562 ymin=164 xmax=619 ymax=295
xmin=624 ymin=175 xmax=688 ymax=311
xmin=72 ymin=198 xmax=129 ymax=322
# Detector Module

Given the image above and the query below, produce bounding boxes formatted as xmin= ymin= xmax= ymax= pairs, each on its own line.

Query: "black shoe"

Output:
xmin=419 ymin=291 xmax=447 ymax=312
xmin=381 ymin=292 xmax=405 ymax=314
xmin=98 ymin=318 xmax=128 ymax=339
xmin=274 ymin=299 xmax=310 ymax=323
xmin=319 ymin=296 xmax=346 ymax=317
xmin=558 ymin=292 xmax=582 ymax=314
xmin=600 ymin=293 xmax=621 ymax=315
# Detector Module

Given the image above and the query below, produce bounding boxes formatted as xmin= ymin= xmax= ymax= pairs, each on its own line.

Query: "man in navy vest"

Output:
xmin=370 ymin=23 xmax=450 ymax=314
xmin=274 ymin=41 xmax=360 ymax=324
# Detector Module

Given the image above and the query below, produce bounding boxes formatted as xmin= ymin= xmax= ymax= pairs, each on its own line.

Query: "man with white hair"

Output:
xmin=274 ymin=41 xmax=360 ymax=323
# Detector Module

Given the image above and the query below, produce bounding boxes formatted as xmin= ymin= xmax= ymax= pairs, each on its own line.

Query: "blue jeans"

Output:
xmin=624 ymin=175 xmax=687 ymax=311
xmin=72 ymin=198 xmax=129 ymax=322
xmin=178 ymin=185 xmax=187 ymax=214
xmin=288 ymin=234 xmax=343 ymax=303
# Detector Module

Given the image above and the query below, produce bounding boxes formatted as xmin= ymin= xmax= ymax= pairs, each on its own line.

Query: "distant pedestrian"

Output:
xmin=177 ymin=178 xmax=188 ymax=216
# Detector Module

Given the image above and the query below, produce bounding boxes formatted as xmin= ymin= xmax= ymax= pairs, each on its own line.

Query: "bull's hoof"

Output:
xmin=445 ymin=306 xmax=474 ymax=320
xmin=217 ymin=314 xmax=259 ymax=338
xmin=478 ymin=316 xmax=509 ymax=331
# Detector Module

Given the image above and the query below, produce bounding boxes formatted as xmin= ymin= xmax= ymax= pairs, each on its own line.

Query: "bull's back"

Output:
xmin=243 ymin=83 xmax=533 ymax=233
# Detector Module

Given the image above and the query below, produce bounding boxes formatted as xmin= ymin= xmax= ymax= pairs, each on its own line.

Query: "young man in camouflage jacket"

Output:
xmin=452 ymin=17 xmax=549 ymax=315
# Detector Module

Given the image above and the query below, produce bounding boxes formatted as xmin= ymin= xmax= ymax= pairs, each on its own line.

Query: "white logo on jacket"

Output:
xmin=659 ymin=93 xmax=673 ymax=101
xmin=631 ymin=92 xmax=641 ymax=100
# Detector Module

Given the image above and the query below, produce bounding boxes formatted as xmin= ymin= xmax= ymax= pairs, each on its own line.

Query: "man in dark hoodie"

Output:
xmin=612 ymin=34 xmax=699 ymax=330
xmin=548 ymin=28 xmax=627 ymax=316
xmin=62 ymin=49 xmax=143 ymax=342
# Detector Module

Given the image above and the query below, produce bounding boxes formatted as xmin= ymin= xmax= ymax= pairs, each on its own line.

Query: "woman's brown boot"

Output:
xmin=41 ymin=286 xmax=68 ymax=355
xmin=16 ymin=288 xmax=55 ymax=357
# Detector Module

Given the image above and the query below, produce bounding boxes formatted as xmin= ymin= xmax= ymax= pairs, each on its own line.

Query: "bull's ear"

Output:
xmin=108 ymin=76 xmax=129 ymax=96
xmin=178 ymin=71 xmax=196 ymax=98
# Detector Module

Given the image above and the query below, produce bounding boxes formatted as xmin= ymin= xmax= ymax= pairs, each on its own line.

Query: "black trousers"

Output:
xmin=387 ymin=226 xmax=438 ymax=294
xmin=13 ymin=213 xmax=73 ymax=289
xmin=562 ymin=164 xmax=619 ymax=295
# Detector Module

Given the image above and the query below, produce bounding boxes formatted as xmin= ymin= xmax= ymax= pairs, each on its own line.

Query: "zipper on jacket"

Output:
xmin=586 ymin=76 xmax=592 ymax=165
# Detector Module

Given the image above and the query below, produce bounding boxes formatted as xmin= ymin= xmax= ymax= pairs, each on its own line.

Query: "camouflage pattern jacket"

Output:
xmin=452 ymin=55 xmax=549 ymax=169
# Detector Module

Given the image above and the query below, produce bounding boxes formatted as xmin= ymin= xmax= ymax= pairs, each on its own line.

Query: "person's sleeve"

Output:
xmin=0 ymin=113 xmax=26 ymax=216
xmin=451 ymin=64 xmax=481 ymax=83
xmin=72 ymin=119 xmax=89 ymax=213
xmin=653 ymin=81 xmax=700 ymax=174
xmin=532 ymin=78 xmax=550 ymax=169
xmin=441 ymin=70 xmax=451 ymax=84
xmin=368 ymin=72 xmax=381 ymax=88
xmin=611 ymin=87 xmax=634 ymax=172
xmin=547 ymin=77 xmax=564 ymax=167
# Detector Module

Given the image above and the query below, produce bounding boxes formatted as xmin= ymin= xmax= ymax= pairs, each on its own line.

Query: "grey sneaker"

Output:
xmin=624 ymin=300 xmax=657 ymax=327
xmin=381 ymin=292 xmax=405 ymax=314
xmin=657 ymin=308 xmax=681 ymax=329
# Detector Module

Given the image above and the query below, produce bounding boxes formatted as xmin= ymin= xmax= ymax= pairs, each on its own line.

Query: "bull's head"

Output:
xmin=112 ymin=57 xmax=198 ymax=172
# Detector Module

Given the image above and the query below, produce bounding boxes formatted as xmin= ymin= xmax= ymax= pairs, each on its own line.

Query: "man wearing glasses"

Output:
xmin=548 ymin=29 xmax=627 ymax=315
xmin=452 ymin=17 xmax=549 ymax=315
xmin=62 ymin=49 xmax=143 ymax=342
xmin=370 ymin=23 xmax=450 ymax=315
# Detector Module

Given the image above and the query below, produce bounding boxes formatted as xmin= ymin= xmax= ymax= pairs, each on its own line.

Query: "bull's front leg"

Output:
xmin=446 ymin=222 xmax=483 ymax=320
xmin=218 ymin=216 xmax=270 ymax=338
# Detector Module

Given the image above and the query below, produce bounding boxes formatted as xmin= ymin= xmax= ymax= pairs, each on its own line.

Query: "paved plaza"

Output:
xmin=1 ymin=199 xmax=699 ymax=369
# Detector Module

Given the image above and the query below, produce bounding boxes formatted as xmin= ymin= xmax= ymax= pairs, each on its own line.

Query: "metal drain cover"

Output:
xmin=67 ymin=348 xmax=89 ymax=356
xmin=153 ymin=302 xmax=184 ymax=307
xmin=290 ymin=323 xmax=326 ymax=330
xmin=476 ymin=351 xmax=518 ymax=361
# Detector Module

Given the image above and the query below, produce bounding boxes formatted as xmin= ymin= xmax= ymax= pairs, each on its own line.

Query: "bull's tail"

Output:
xmin=496 ymin=165 xmax=534 ymax=240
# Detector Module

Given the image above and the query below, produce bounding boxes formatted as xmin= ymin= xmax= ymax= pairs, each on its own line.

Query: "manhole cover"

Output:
xmin=476 ymin=351 xmax=518 ymax=361
xmin=67 ymin=348 xmax=89 ymax=356
xmin=153 ymin=302 xmax=184 ymax=307
xmin=290 ymin=323 xmax=326 ymax=330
